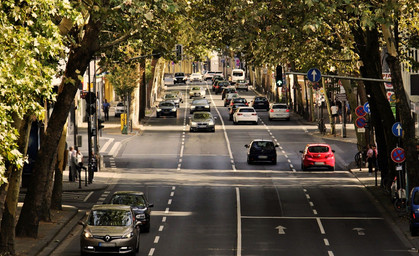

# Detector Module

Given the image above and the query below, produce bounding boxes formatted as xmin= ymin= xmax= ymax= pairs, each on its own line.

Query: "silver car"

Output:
xmin=190 ymin=98 xmax=211 ymax=114
xmin=189 ymin=112 xmax=216 ymax=132
xmin=268 ymin=103 xmax=290 ymax=121
xmin=189 ymin=86 xmax=206 ymax=98
xmin=79 ymin=204 xmax=140 ymax=255
xmin=156 ymin=101 xmax=177 ymax=118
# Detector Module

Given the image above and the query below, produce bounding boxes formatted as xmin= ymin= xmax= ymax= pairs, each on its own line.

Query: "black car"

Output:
xmin=252 ymin=96 xmax=270 ymax=110
xmin=245 ymin=139 xmax=278 ymax=164
xmin=211 ymin=76 xmax=224 ymax=91
xmin=214 ymin=81 xmax=230 ymax=94
xmin=109 ymin=191 xmax=154 ymax=232
xmin=156 ymin=101 xmax=177 ymax=117
xmin=221 ymin=87 xmax=237 ymax=100
xmin=174 ymin=72 xmax=187 ymax=84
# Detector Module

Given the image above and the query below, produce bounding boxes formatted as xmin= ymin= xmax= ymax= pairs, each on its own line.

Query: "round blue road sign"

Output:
xmin=363 ymin=102 xmax=370 ymax=114
xmin=392 ymin=122 xmax=403 ymax=137
xmin=307 ymin=68 xmax=321 ymax=83
xmin=391 ymin=147 xmax=406 ymax=163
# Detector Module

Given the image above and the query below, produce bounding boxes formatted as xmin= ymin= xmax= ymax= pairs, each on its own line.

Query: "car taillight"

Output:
xmin=413 ymin=213 xmax=416 ymax=220
xmin=238 ymin=113 xmax=243 ymax=116
xmin=245 ymin=102 xmax=248 ymax=105
xmin=270 ymin=109 xmax=274 ymax=112
xmin=252 ymin=113 xmax=257 ymax=115
xmin=286 ymin=109 xmax=289 ymax=112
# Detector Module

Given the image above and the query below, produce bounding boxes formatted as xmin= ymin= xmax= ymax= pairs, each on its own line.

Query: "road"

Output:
xmin=53 ymin=81 xmax=414 ymax=256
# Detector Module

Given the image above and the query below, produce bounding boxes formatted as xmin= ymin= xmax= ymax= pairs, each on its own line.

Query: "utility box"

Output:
xmin=76 ymin=135 xmax=82 ymax=148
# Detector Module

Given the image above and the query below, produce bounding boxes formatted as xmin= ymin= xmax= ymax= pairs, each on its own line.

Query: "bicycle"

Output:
xmin=317 ymin=118 xmax=326 ymax=135
xmin=391 ymin=176 xmax=407 ymax=213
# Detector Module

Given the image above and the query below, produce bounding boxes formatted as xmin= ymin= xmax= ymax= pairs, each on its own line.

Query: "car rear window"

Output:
xmin=233 ymin=71 xmax=243 ymax=76
xmin=239 ymin=108 xmax=255 ymax=112
xmin=175 ymin=73 xmax=184 ymax=76
xmin=255 ymin=97 xmax=267 ymax=102
xmin=308 ymin=146 xmax=329 ymax=153
xmin=252 ymin=141 xmax=274 ymax=150
xmin=273 ymin=105 xmax=287 ymax=109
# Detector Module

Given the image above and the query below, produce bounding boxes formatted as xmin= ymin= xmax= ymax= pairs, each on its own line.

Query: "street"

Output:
xmin=52 ymin=81 xmax=414 ymax=256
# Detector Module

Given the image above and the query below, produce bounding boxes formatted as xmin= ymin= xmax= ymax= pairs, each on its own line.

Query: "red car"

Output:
xmin=300 ymin=144 xmax=335 ymax=171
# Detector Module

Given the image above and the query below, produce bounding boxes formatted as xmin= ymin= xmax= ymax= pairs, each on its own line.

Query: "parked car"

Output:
xmin=190 ymin=98 xmax=211 ymax=114
xmin=410 ymin=186 xmax=419 ymax=235
xmin=189 ymin=86 xmax=206 ymax=98
xmin=214 ymin=80 xmax=230 ymax=94
xmin=233 ymin=107 xmax=258 ymax=125
xmin=269 ymin=103 xmax=290 ymax=121
xmin=229 ymin=97 xmax=248 ymax=110
xmin=189 ymin=73 xmax=203 ymax=82
xmin=224 ymin=92 xmax=239 ymax=107
xmin=245 ymin=139 xmax=278 ymax=164
xmin=79 ymin=204 xmax=140 ymax=255
xmin=251 ymin=96 xmax=270 ymax=111
xmin=235 ymin=79 xmax=249 ymax=91
xmin=109 ymin=191 xmax=154 ymax=233
xmin=229 ymin=102 xmax=248 ymax=120
xmin=189 ymin=112 xmax=216 ymax=132
xmin=221 ymin=86 xmax=237 ymax=100
xmin=114 ymin=102 xmax=125 ymax=117
xmin=174 ymin=72 xmax=187 ymax=84
xmin=156 ymin=101 xmax=177 ymax=118
xmin=300 ymin=143 xmax=335 ymax=171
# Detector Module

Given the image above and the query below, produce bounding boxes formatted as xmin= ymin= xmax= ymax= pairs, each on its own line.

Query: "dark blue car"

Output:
xmin=410 ymin=187 xmax=419 ymax=235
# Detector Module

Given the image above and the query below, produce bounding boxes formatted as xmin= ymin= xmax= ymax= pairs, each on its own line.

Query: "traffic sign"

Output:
xmin=355 ymin=106 xmax=366 ymax=117
xmin=363 ymin=102 xmax=370 ymax=114
xmin=307 ymin=68 xmax=321 ymax=83
xmin=392 ymin=122 xmax=403 ymax=137
xmin=355 ymin=117 xmax=367 ymax=128
xmin=391 ymin=147 xmax=406 ymax=163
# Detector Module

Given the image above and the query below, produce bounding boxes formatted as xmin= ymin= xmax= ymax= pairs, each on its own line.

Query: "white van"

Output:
xmin=231 ymin=69 xmax=245 ymax=84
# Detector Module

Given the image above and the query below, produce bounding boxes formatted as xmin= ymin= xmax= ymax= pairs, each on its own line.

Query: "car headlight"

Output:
xmin=191 ymin=106 xmax=196 ymax=109
xmin=122 ymin=232 xmax=134 ymax=238
xmin=83 ymin=230 xmax=93 ymax=238
xmin=208 ymin=120 xmax=214 ymax=125
xmin=204 ymin=105 xmax=209 ymax=108
xmin=191 ymin=122 xmax=197 ymax=127
xmin=171 ymin=108 xmax=176 ymax=111
xmin=157 ymin=108 xmax=162 ymax=112
xmin=136 ymin=213 xmax=146 ymax=219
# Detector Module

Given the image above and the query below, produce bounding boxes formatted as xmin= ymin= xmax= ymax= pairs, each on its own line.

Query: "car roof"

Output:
xmin=112 ymin=191 xmax=145 ymax=196
xmin=91 ymin=204 xmax=132 ymax=211
xmin=251 ymin=139 xmax=274 ymax=143
xmin=237 ymin=107 xmax=254 ymax=110
xmin=305 ymin=143 xmax=331 ymax=147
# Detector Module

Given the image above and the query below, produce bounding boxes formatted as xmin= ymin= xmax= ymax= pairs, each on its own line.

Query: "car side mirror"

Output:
xmin=332 ymin=150 xmax=335 ymax=153
xmin=136 ymin=221 xmax=142 ymax=227
xmin=188 ymin=116 xmax=191 ymax=119
xmin=245 ymin=145 xmax=249 ymax=148
xmin=78 ymin=221 xmax=86 ymax=227
xmin=214 ymin=117 xmax=218 ymax=120
xmin=275 ymin=145 xmax=279 ymax=147
xmin=299 ymin=150 xmax=304 ymax=153
xmin=148 ymin=203 xmax=154 ymax=208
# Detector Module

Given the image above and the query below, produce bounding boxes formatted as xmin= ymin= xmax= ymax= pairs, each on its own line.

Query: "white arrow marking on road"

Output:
xmin=311 ymin=70 xmax=318 ymax=81
xmin=353 ymin=227 xmax=365 ymax=235
xmin=396 ymin=123 xmax=402 ymax=136
xmin=276 ymin=226 xmax=287 ymax=234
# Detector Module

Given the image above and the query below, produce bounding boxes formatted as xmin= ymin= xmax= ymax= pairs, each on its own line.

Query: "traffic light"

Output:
xmin=176 ymin=44 xmax=183 ymax=60
xmin=276 ymin=65 xmax=283 ymax=87
xmin=86 ymin=104 xmax=96 ymax=115
xmin=98 ymin=119 xmax=105 ymax=130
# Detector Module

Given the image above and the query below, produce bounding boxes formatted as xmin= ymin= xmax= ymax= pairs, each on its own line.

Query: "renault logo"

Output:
xmin=104 ymin=235 xmax=111 ymax=242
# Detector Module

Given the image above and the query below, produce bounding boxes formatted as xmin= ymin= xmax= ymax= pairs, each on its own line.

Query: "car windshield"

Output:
xmin=192 ymin=99 xmax=207 ymax=104
xmin=87 ymin=209 xmax=132 ymax=226
xmin=192 ymin=87 xmax=201 ymax=90
xmin=308 ymin=146 xmax=329 ymax=153
xmin=220 ymin=82 xmax=229 ymax=86
xmin=110 ymin=194 xmax=145 ymax=206
xmin=117 ymin=103 xmax=124 ymax=106
xmin=194 ymin=113 xmax=211 ymax=119
xmin=159 ymin=102 xmax=174 ymax=107
xmin=239 ymin=108 xmax=254 ymax=112
xmin=252 ymin=141 xmax=274 ymax=150
xmin=233 ymin=71 xmax=243 ymax=76
xmin=175 ymin=73 xmax=184 ymax=76
xmin=255 ymin=97 xmax=267 ymax=102
xmin=165 ymin=94 xmax=175 ymax=99
xmin=273 ymin=104 xmax=287 ymax=109
xmin=234 ymin=98 xmax=246 ymax=103
xmin=227 ymin=94 xmax=238 ymax=99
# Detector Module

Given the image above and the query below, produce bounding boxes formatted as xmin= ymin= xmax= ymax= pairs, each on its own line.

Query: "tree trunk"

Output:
xmin=323 ymin=78 xmax=334 ymax=135
xmin=146 ymin=57 xmax=159 ymax=109
xmin=0 ymin=116 xmax=32 ymax=255
xmin=16 ymin=18 xmax=101 ymax=238
xmin=352 ymin=26 xmax=397 ymax=188
xmin=51 ymin=126 xmax=67 ymax=210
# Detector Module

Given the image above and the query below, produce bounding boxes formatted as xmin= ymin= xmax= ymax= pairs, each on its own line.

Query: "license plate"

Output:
xmin=198 ymin=125 xmax=207 ymax=128
xmin=258 ymin=156 xmax=268 ymax=159
xmin=314 ymin=162 xmax=324 ymax=165
xmin=99 ymin=243 xmax=116 ymax=247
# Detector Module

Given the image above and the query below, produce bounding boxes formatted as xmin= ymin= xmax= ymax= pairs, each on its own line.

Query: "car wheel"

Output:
xmin=229 ymin=116 xmax=233 ymax=121
xmin=212 ymin=128 xmax=215 ymax=132
xmin=411 ymin=224 xmax=417 ymax=236
xmin=254 ymin=121 xmax=258 ymax=125
xmin=190 ymin=111 xmax=193 ymax=114
xmin=329 ymin=166 xmax=335 ymax=171
xmin=233 ymin=120 xmax=238 ymax=125
xmin=272 ymin=159 xmax=277 ymax=165
xmin=143 ymin=222 xmax=150 ymax=233
xmin=286 ymin=117 xmax=290 ymax=121
xmin=302 ymin=164 xmax=307 ymax=171
xmin=174 ymin=113 xmax=177 ymax=118
xmin=247 ymin=158 xmax=252 ymax=164
xmin=156 ymin=114 xmax=160 ymax=118
xmin=269 ymin=117 xmax=272 ymax=121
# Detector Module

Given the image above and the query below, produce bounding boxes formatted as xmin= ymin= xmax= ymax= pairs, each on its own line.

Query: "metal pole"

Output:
xmin=87 ymin=61 xmax=92 ymax=186
xmin=93 ymin=58 xmax=98 ymax=154
xmin=342 ymin=100 xmax=347 ymax=138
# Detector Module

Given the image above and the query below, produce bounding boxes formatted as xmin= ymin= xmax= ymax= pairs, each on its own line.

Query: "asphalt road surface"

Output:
xmin=52 ymin=81 xmax=414 ymax=256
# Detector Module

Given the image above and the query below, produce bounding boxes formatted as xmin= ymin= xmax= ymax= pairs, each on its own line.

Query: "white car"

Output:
xmin=189 ymin=73 xmax=203 ymax=82
xmin=114 ymin=102 xmax=125 ymax=117
xmin=189 ymin=86 xmax=206 ymax=98
xmin=233 ymin=107 xmax=258 ymax=125
xmin=235 ymin=79 xmax=249 ymax=91
xmin=269 ymin=103 xmax=290 ymax=121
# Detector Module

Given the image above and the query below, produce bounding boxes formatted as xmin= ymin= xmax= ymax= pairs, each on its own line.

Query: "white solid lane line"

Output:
xmin=236 ymin=187 xmax=242 ymax=256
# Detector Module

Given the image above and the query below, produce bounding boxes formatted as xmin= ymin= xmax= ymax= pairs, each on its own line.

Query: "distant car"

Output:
xmin=204 ymin=71 xmax=224 ymax=81
xmin=269 ymin=103 xmax=290 ymax=121
xmin=221 ymin=87 xmax=237 ymax=100
xmin=174 ymin=72 xmax=187 ymax=84
xmin=109 ymin=191 xmax=154 ymax=233
xmin=235 ymin=79 xmax=249 ymax=91
xmin=233 ymin=107 xmax=258 ymax=125
xmin=231 ymin=69 xmax=245 ymax=84
xmin=189 ymin=72 xmax=203 ymax=82
xmin=164 ymin=93 xmax=182 ymax=106
xmin=251 ymin=96 xmax=269 ymax=111
xmin=224 ymin=93 xmax=239 ymax=107
xmin=245 ymin=139 xmax=278 ymax=164
xmin=189 ymin=86 xmax=206 ymax=98
xmin=79 ymin=204 xmax=140 ymax=255
xmin=300 ymin=144 xmax=335 ymax=171
xmin=211 ymin=76 xmax=225 ymax=91
xmin=229 ymin=97 xmax=248 ymax=110
xmin=190 ymin=98 xmax=211 ymax=114
xmin=156 ymin=101 xmax=177 ymax=118
xmin=410 ymin=187 xmax=419 ymax=235
xmin=189 ymin=112 xmax=216 ymax=132
xmin=214 ymin=80 xmax=230 ymax=94
xmin=229 ymin=102 xmax=247 ymax=120
xmin=114 ymin=102 xmax=125 ymax=117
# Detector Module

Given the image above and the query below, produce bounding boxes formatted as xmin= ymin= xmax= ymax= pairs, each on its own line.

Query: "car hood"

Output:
xmin=87 ymin=225 xmax=132 ymax=236
xmin=192 ymin=103 xmax=208 ymax=106
xmin=159 ymin=105 xmax=175 ymax=109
